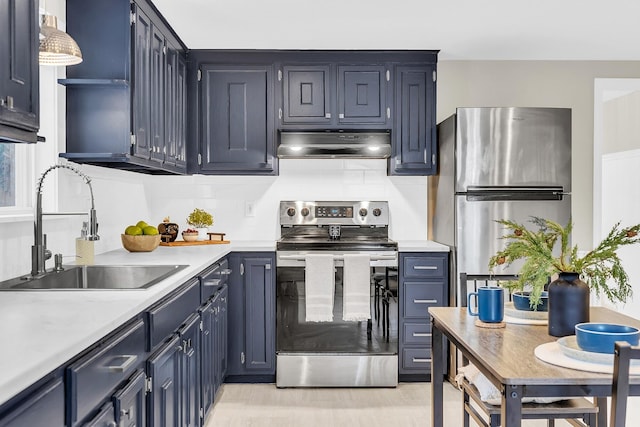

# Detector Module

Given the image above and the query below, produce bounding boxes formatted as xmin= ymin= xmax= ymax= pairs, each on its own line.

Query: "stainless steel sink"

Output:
xmin=0 ymin=265 xmax=188 ymax=290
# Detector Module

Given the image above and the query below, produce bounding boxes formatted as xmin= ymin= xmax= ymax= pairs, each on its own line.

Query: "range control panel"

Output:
xmin=279 ymin=201 xmax=389 ymax=227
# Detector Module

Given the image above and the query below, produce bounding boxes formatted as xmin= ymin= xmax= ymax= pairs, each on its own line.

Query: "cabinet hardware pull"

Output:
xmin=386 ymin=107 xmax=390 ymax=119
xmin=221 ymin=268 xmax=232 ymax=275
xmin=241 ymin=352 xmax=245 ymax=364
xmin=414 ymin=265 xmax=437 ymax=270
xmin=325 ymin=113 xmax=331 ymax=119
xmin=339 ymin=113 xmax=345 ymax=119
xmin=412 ymin=358 xmax=431 ymax=363
xmin=106 ymin=354 xmax=138 ymax=372
xmin=203 ymin=279 xmax=221 ymax=287
xmin=414 ymin=299 xmax=437 ymax=304
xmin=412 ymin=332 xmax=431 ymax=337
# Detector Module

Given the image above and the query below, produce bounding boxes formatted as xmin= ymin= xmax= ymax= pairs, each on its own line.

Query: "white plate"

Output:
xmin=557 ymin=336 xmax=613 ymax=364
xmin=504 ymin=302 xmax=548 ymax=320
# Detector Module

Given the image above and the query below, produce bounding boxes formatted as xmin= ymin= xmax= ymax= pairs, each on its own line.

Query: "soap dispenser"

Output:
xmin=76 ymin=221 xmax=95 ymax=265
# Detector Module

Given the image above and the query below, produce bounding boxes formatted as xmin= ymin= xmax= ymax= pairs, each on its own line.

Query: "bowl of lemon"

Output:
xmin=121 ymin=220 xmax=161 ymax=252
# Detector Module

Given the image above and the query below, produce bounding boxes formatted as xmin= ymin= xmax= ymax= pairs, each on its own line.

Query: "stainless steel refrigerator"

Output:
xmin=428 ymin=107 xmax=572 ymax=306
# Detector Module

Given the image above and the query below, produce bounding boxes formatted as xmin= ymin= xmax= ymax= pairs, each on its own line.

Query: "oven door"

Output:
xmin=275 ymin=250 xmax=398 ymax=387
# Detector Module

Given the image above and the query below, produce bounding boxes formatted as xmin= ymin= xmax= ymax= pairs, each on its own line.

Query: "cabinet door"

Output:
xmin=149 ymin=24 xmax=165 ymax=163
xmin=337 ymin=65 xmax=387 ymax=125
xmin=178 ymin=314 xmax=200 ymax=427
xmin=390 ymin=66 xmax=437 ymax=175
xmin=83 ymin=402 xmax=116 ymax=427
xmin=132 ymin=5 xmax=152 ymax=160
xmin=0 ymin=377 xmax=64 ymax=427
xmin=199 ymin=301 xmax=214 ymax=415
xmin=147 ymin=335 xmax=181 ymax=427
xmin=199 ymin=65 xmax=275 ymax=174
xmin=243 ymin=256 xmax=276 ymax=373
xmin=165 ymin=48 xmax=187 ymax=171
xmin=0 ymin=0 xmax=39 ymax=141
xmin=281 ymin=65 xmax=331 ymax=125
xmin=113 ymin=370 xmax=146 ymax=427
xmin=219 ymin=286 xmax=228 ymax=381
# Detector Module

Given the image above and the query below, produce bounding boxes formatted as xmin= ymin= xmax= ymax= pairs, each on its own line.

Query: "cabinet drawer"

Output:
xmin=403 ymin=281 xmax=443 ymax=318
xmin=200 ymin=258 xmax=230 ymax=303
xmin=403 ymin=322 xmax=432 ymax=346
xmin=403 ymin=256 xmax=445 ymax=278
xmin=67 ymin=319 xmax=146 ymax=426
xmin=147 ymin=278 xmax=200 ymax=350
xmin=401 ymin=348 xmax=431 ymax=370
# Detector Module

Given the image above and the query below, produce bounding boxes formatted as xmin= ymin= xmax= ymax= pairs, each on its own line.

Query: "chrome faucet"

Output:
xmin=31 ymin=164 xmax=100 ymax=276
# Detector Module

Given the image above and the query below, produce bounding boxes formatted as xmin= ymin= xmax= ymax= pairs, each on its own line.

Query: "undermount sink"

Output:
xmin=0 ymin=265 xmax=188 ymax=290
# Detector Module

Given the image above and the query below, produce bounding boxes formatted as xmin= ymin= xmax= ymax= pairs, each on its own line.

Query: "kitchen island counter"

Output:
xmin=0 ymin=240 xmax=275 ymax=408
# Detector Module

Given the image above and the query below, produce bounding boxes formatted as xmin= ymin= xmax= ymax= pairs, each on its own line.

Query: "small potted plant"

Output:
xmin=489 ymin=217 xmax=640 ymax=336
xmin=186 ymin=208 xmax=214 ymax=240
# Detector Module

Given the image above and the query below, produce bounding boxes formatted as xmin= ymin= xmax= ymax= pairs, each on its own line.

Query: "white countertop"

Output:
xmin=0 ymin=240 xmax=274 ymax=407
xmin=397 ymin=240 xmax=450 ymax=252
xmin=0 ymin=238 xmax=447 ymax=406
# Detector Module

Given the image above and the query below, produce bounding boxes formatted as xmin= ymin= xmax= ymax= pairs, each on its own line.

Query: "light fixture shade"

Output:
xmin=39 ymin=15 xmax=82 ymax=66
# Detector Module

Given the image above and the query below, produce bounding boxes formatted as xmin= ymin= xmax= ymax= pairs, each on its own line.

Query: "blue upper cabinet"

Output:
xmin=193 ymin=64 xmax=276 ymax=175
xmin=279 ymin=62 xmax=389 ymax=129
xmin=61 ymin=0 xmax=187 ymax=174
xmin=281 ymin=65 xmax=332 ymax=125
xmin=0 ymin=0 xmax=39 ymax=143
xmin=389 ymin=65 xmax=438 ymax=176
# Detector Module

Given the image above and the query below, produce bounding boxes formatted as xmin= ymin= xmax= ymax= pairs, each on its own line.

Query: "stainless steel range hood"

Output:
xmin=277 ymin=131 xmax=391 ymax=159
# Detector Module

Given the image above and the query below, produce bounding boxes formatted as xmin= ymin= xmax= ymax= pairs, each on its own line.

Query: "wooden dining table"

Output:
xmin=429 ymin=306 xmax=640 ymax=427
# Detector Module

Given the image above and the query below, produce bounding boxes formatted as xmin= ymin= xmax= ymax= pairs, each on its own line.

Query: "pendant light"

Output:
xmin=39 ymin=11 xmax=82 ymax=66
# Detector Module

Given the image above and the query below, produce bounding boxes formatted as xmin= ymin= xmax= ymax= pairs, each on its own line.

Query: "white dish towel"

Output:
xmin=304 ymin=254 xmax=335 ymax=322
xmin=342 ymin=254 xmax=371 ymax=321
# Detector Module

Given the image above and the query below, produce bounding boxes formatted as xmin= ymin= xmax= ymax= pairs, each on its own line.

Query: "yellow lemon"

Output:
xmin=125 ymin=225 xmax=143 ymax=236
xmin=143 ymin=225 xmax=159 ymax=235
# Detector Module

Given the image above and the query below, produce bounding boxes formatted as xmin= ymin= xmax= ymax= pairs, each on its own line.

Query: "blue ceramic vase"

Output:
xmin=548 ymin=272 xmax=590 ymax=337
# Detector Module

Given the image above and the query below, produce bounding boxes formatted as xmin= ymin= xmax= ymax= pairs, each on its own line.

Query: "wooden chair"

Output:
xmin=460 ymin=377 xmax=598 ymax=427
xmin=611 ymin=341 xmax=640 ymax=427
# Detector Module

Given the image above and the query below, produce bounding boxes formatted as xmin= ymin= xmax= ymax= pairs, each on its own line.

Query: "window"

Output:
xmin=0 ymin=143 xmax=32 ymax=214
xmin=0 ymin=144 xmax=15 ymax=207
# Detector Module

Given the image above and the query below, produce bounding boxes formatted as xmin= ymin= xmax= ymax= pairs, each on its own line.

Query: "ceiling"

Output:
xmin=152 ymin=0 xmax=640 ymax=60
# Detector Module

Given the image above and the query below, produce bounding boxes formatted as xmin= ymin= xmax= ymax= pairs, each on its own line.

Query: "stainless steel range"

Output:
xmin=276 ymin=201 xmax=398 ymax=387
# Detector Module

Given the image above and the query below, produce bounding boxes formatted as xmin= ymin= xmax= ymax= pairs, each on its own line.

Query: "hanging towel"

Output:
xmin=304 ymin=254 xmax=335 ymax=322
xmin=342 ymin=254 xmax=371 ymax=321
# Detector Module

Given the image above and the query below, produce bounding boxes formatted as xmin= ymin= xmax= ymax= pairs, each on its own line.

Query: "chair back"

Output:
xmin=611 ymin=341 xmax=640 ymax=427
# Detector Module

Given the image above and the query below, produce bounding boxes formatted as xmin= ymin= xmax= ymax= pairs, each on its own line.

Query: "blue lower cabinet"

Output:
xmin=0 ymin=377 xmax=65 ymax=427
xmin=227 ymin=253 xmax=275 ymax=380
xmin=66 ymin=319 xmax=146 ymax=426
xmin=199 ymin=301 xmax=214 ymax=415
xmin=147 ymin=335 xmax=181 ymax=427
xmin=83 ymin=402 xmax=115 ymax=427
xmin=112 ymin=370 xmax=146 ymax=427
xmin=178 ymin=314 xmax=200 ymax=427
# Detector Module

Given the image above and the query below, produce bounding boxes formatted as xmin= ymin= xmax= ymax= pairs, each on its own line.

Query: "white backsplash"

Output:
xmin=0 ymin=159 xmax=426 ymax=281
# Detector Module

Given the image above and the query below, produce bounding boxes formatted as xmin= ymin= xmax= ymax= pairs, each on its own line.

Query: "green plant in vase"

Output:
xmin=488 ymin=217 xmax=640 ymax=309
xmin=186 ymin=208 xmax=214 ymax=229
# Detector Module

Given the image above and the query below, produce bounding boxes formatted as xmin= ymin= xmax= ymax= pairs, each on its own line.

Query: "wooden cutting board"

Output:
xmin=160 ymin=240 xmax=230 ymax=246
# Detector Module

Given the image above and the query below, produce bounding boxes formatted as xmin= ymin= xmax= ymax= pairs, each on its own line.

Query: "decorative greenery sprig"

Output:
xmin=489 ymin=217 xmax=640 ymax=307
xmin=186 ymin=208 xmax=213 ymax=228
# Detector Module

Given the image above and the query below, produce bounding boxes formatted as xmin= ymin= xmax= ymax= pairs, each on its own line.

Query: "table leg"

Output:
xmin=501 ymin=384 xmax=523 ymax=427
xmin=431 ymin=319 xmax=444 ymax=427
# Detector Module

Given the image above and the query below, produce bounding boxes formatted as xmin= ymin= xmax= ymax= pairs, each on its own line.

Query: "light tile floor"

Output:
xmin=206 ymin=382 xmax=575 ymax=426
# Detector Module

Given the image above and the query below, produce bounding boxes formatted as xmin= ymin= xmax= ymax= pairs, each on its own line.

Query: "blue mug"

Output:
xmin=468 ymin=287 xmax=504 ymax=323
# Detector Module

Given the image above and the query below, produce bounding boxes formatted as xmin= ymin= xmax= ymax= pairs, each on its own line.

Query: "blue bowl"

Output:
xmin=512 ymin=291 xmax=548 ymax=311
xmin=575 ymin=323 xmax=640 ymax=354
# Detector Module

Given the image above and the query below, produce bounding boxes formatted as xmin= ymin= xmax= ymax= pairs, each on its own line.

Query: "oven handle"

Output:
xmin=277 ymin=254 xmax=397 ymax=262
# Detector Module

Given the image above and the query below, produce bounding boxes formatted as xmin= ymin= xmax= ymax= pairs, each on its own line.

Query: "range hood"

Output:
xmin=277 ymin=131 xmax=392 ymax=159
